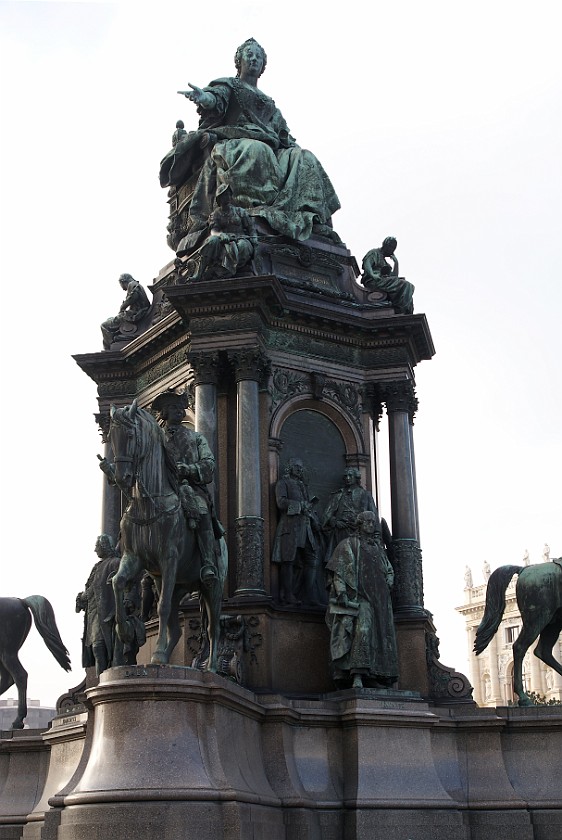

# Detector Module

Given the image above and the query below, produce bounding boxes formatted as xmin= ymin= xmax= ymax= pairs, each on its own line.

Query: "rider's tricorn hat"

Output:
xmin=151 ymin=389 xmax=189 ymax=414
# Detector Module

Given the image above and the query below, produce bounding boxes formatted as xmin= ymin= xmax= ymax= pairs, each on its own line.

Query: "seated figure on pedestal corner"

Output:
xmin=361 ymin=236 xmax=414 ymax=315
xmin=100 ymin=273 xmax=151 ymax=350
xmin=321 ymin=467 xmax=377 ymax=564
xmin=159 ymin=37 xmax=341 ymax=254
xmin=272 ymin=457 xmax=321 ymax=607
xmin=150 ymin=389 xmax=225 ymax=585
xmin=326 ymin=510 xmax=399 ymax=689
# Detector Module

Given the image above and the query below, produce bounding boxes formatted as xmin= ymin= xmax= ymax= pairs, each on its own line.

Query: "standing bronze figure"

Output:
xmin=326 ymin=511 xmax=398 ymax=689
xmin=272 ymin=458 xmax=321 ymax=606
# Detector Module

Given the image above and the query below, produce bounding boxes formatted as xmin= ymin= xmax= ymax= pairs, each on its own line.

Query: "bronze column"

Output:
xmin=96 ymin=413 xmax=122 ymax=545
xmin=229 ymin=349 xmax=269 ymax=597
xmin=188 ymin=351 xmax=219 ymax=475
xmin=383 ymin=381 xmax=424 ymax=615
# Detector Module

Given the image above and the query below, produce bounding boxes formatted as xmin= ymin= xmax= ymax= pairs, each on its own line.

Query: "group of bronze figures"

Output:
xmin=272 ymin=459 xmax=398 ymax=687
xmin=89 ymin=390 xmax=400 ymax=689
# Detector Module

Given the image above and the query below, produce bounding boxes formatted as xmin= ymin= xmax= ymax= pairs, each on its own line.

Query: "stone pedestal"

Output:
xmin=0 ymin=730 xmax=49 ymax=840
xmin=4 ymin=671 xmax=561 ymax=839
xmin=21 ymin=714 xmax=87 ymax=840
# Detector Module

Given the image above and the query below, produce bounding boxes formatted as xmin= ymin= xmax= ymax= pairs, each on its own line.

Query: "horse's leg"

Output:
xmin=534 ymin=614 xmax=562 ymax=678
xmin=152 ymin=553 xmax=179 ymax=665
xmin=113 ymin=551 xmax=142 ymax=647
xmin=513 ymin=621 xmax=542 ymax=706
xmin=163 ymin=589 xmax=183 ymax=662
xmin=0 ymin=661 xmax=15 ymax=696
xmin=201 ymin=575 xmax=223 ymax=673
xmin=203 ymin=537 xmax=228 ymax=673
xmin=2 ymin=655 xmax=28 ymax=729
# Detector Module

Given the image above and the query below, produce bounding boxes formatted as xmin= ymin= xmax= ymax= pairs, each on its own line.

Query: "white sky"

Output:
xmin=1 ymin=0 xmax=560 ymax=708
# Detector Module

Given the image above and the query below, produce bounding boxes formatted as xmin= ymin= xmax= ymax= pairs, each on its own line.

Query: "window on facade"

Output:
xmin=505 ymin=626 xmax=519 ymax=644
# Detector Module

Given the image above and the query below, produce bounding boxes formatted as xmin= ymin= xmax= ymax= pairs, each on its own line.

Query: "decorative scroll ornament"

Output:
xmin=426 ymin=627 xmax=474 ymax=702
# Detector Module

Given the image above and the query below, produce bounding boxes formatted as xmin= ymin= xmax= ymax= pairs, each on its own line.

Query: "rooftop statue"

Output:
xmin=361 ymin=236 xmax=415 ymax=315
xmin=159 ymin=38 xmax=341 ymax=254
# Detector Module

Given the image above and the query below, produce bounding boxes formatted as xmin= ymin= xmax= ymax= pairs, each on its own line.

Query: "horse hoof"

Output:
xmin=11 ymin=719 xmax=24 ymax=730
xmin=151 ymin=653 xmax=169 ymax=665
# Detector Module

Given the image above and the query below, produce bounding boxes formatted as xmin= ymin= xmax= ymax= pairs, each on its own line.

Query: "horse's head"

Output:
xmin=109 ymin=400 xmax=140 ymax=493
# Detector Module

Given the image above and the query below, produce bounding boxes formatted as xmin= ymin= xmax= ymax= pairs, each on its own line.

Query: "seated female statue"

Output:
xmin=159 ymin=38 xmax=341 ymax=250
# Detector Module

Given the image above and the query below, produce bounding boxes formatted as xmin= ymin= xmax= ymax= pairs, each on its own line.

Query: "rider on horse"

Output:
xmin=151 ymin=390 xmax=224 ymax=585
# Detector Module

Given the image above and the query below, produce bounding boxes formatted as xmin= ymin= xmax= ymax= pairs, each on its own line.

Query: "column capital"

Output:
xmin=381 ymin=380 xmax=418 ymax=419
xmin=228 ymin=348 xmax=271 ymax=384
xmin=187 ymin=350 xmax=220 ymax=386
xmin=363 ymin=383 xmax=384 ymax=430
xmin=95 ymin=411 xmax=111 ymax=444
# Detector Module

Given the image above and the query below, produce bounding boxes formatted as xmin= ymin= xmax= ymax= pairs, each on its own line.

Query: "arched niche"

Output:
xmin=270 ymin=397 xmax=364 ymax=515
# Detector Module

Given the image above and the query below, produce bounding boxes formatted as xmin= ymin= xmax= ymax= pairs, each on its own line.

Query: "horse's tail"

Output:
xmin=474 ymin=565 xmax=523 ymax=655
xmin=22 ymin=596 xmax=71 ymax=672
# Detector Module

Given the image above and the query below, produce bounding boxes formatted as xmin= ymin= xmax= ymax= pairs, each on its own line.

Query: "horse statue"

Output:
xmin=107 ymin=401 xmax=228 ymax=670
xmin=0 ymin=596 xmax=71 ymax=729
xmin=474 ymin=560 xmax=562 ymax=706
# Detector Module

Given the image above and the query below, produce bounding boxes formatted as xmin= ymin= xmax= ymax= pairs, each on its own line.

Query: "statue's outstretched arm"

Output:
xmin=178 ymin=83 xmax=216 ymax=110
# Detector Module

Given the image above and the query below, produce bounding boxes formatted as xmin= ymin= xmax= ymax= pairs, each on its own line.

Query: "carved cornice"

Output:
xmin=136 ymin=347 xmax=190 ymax=393
xmin=163 ymin=276 xmax=435 ymax=367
